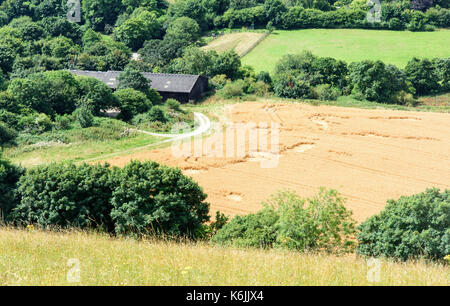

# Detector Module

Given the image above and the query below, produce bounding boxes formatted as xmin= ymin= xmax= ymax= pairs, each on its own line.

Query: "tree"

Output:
xmin=7 ymin=71 xmax=80 ymax=116
xmin=165 ymin=16 xmax=201 ymax=44
xmin=0 ymin=154 xmax=24 ymax=221
xmin=114 ymin=88 xmax=152 ymax=121
xmin=168 ymin=0 xmax=207 ymax=29
xmin=117 ymin=67 xmax=151 ymax=95
xmin=212 ymin=188 xmax=356 ymax=253
xmin=404 ymin=58 xmax=441 ymax=95
xmin=357 ymin=188 xmax=450 ymax=261
xmin=73 ymin=104 xmax=94 ymax=128
xmin=38 ymin=16 xmax=83 ymax=43
xmin=110 ymin=160 xmax=210 ymax=237
xmin=76 ymin=76 xmax=118 ymax=115
xmin=263 ymin=0 xmax=287 ymax=25
xmin=82 ymin=0 xmax=124 ymax=31
xmin=113 ymin=10 xmax=162 ymax=50
xmin=42 ymin=36 xmax=80 ymax=62
xmin=12 ymin=163 xmax=115 ymax=231
xmin=82 ymin=29 xmax=103 ymax=49
xmin=349 ymin=60 xmax=407 ymax=103
xmin=0 ymin=121 xmax=18 ymax=145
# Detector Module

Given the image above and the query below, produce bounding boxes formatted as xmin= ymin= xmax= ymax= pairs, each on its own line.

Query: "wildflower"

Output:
xmin=444 ymin=255 xmax=450 ymax=264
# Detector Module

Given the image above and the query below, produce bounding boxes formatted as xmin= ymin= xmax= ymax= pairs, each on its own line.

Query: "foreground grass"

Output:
xmin=242 ymin=29 xmax=450 ymax=72
xmin=0 ymin=229 xmax=448 ymax=286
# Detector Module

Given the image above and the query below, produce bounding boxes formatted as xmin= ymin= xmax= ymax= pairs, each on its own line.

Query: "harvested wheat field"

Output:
xmin=202 ymin=32 xmax=267 ymax=56
xmin=104 ymin=102 xmax=450 ymax=222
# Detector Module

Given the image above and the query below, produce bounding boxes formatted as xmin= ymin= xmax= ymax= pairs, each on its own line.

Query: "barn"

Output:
xmin=69 ymin=70 xmax=209 ymax=103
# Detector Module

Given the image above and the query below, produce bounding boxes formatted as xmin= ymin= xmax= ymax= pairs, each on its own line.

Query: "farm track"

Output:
xmin=103 ymin=101 xmax=450 ymax=222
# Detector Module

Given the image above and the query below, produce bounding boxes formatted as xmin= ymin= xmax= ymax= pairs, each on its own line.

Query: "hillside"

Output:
xmin=242 ymin=29 xmax=450 ymax=72
xmin=0 ymin=228 xmax=448 ymax=286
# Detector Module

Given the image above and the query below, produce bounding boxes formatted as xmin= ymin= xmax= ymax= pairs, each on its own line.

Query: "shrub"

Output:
xmin=212 ymin=188 xmax=357 ymax=253
xmin=271 ymin=189 xmax=356 ymax=253
xmin=76 ymin=76 xmax=118 ymax=115
xmin=73 ymin=105 xmax=94 ymax=128
xmin=357 ymin=188 xmax=450 ymax=261
xmin=210 ymin=74 xmax=229 ymax=90
xmin=311 ymin=84 xmax=341 ymax=101
xmin=218 ymin=80 xmax=245 ymax=99
xmin=273 ymin=73 xmax=312 ymax=99
xmin=211 ymin=207 xmax=279 ymax=248
xmin=349 ymin=60 xmax=407 ymax=103
xmin=257 ymin=71 xmax=272 ymax=86
xmin=114 ymin=88 xmax=152 ymax=121
xmin=0 ymin=122 xmax=18 ymax=145
xmin=404 ymin=58 xmax=441 ymax=95
xmin=165 ymin=99 xmax=181 ymax=112
xmin=54 ymin=114 xmax=72 ymax=130
xmin=17 ymin=113 xmax=53 ymax=134
xmin=110 ymin=161 xmax=210 ymax=238
xmin=248 ymin=81 xmax=271 ymax=97
xmin=0 ymin=156 xmax=24 ymax=221
xmin=11 ymin=163 xmax=115 ymax=231
xmin=148 ymin=106 xmax=167 ymax=123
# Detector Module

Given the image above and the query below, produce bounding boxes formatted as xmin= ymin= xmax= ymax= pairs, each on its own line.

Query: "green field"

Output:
xmin=242 ymin=29 xmax=450 ymax=72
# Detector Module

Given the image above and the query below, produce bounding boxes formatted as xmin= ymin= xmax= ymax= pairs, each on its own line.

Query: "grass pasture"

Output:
xmin=0 ymin=228 xmax=448 ymax=286
xmin=242 ymin=29 xmax=450 ymax=72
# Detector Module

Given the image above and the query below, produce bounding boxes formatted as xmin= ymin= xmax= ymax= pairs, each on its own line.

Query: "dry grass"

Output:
xmin=0 ymin=228 xmax=448 ymax=286
xmin=202 ymin=32 xmax=267 ymax=57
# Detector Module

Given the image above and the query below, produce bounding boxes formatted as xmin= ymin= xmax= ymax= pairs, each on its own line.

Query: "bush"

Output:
xmin=404 ymin=58 xmax=441 ymax=96
xmin=273 ymin=73 xmax=312 ymax=99
xmin=212 ymin=188 xmax=357 ymax=253
xmin=114 ymin=88 xmax=152 ymax=121
xmin=11 ymin=163 xmax=115 ymax=231
xmin=248 ymin=81 xmax=271 ymax=97
xmin=54 ymin=114 xmax=72 ymax=130
xmin=165 ymin=99 xmax=181 ymax=112
xmin=218 ymin=80 xmax=245 ymax=99
xmin=73 ymin=105 xmax=94 ymax=128
xmin=357 ymin=188 xmax=450 ymax=261
xmin=17 ymin=113 xmax=53 ymax=134
xmin=0 ymin=156 xmax=24 ymax=221
xmin=210 ymin=74 xmax=229 ymax=90
xmin=349 ymin=60 xmax=408 ymax=103
xmin=311 ymin=84 xmax=341 ymax=101
xmin=110 ymin=161 xmax=210 ymax=238
xmin=148 ymin=106 xmax=167 ymax=123
xmin=0 ymin=122 xmax=18 ymax=145
xmin=211 ymin=207 xmax=279 ymax=248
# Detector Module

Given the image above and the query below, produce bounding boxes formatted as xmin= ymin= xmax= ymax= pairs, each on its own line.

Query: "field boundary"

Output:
xmin=239 ymin=32 xmax=270 ymax=58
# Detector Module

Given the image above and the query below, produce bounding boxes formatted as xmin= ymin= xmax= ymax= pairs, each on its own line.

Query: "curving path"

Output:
xmin=136 ymin=112 xmax=211 ymax=141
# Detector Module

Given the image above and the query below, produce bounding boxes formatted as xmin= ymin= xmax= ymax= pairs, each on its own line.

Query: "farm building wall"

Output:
xmin=189 ymin=76 xmax=209 ymax=101
xmin=158 ymin=92 xmax=190 ymax=103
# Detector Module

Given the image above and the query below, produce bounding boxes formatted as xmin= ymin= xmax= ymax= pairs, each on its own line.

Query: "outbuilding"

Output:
xmin=69 ymin=70 xmax=209 ymax=103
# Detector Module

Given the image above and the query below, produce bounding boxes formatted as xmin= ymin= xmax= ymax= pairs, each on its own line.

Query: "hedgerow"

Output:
xmin=357 ymin=188 xmax=450 ymax=261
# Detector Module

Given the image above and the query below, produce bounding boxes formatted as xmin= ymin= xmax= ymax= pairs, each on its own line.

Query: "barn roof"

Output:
xmin=69 ymin=70 xmax=203 ymax=93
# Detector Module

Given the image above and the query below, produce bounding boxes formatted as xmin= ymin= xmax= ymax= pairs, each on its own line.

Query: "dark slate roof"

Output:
xmin=69 ymin=70 xmax=202 ymax=93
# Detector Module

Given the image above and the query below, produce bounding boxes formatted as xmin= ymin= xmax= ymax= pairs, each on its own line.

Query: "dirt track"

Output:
xmin=104 ymin=102 xmax=450 ymax=222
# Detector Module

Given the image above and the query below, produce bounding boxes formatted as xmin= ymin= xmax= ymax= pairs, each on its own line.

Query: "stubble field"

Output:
xmin=102 ymin=101 xmax=450 ymax=222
